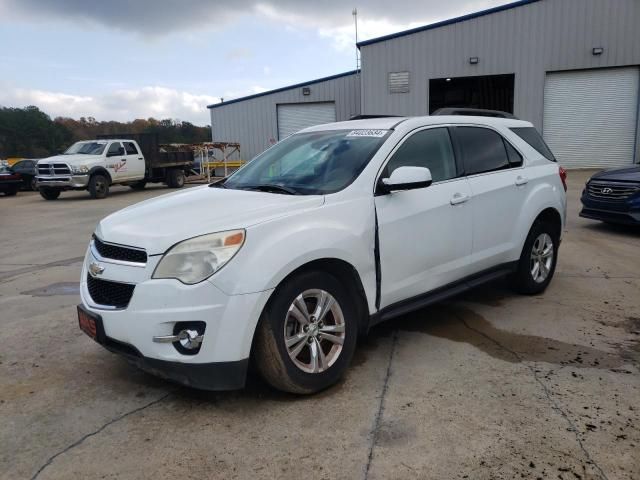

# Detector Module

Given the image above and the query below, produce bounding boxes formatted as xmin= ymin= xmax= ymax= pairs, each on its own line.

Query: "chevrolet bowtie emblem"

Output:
xmin=89 ymin=262 xmax=105 ymax=277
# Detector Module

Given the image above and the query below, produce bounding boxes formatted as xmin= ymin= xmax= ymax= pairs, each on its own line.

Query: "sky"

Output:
xmin=0 ymin=0 xmax=512 ymax=126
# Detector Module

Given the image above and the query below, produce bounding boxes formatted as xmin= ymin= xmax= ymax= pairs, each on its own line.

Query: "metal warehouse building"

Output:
xmin=209 ymin=0 xmax=640 ymax=169
xmin=208 ymin=71 xmax=361 ymax=160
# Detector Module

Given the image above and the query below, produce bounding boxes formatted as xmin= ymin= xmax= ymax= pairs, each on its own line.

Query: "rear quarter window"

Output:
xmin=510 ymin=127 xmax=556 ymax=162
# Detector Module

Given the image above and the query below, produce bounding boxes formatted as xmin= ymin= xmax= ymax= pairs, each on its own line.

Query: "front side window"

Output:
xmin=107 ymin=142 xmax=123 ymax=156
xmin=455 ymin=127 xmax=510 ymax=175
xmin=222 ymin=130 xmax=389 ymax=195
xmin=384 ymin=127 xmax=457 ymax=183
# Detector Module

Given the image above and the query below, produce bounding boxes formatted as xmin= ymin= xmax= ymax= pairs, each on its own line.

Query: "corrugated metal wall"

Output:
xmin=359 ymin=0 xmax=640 ymax=130
xmin=209 ymin=72 xmax=361 ymax=160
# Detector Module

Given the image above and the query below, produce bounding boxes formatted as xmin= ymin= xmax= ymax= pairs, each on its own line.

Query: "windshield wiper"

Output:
xmin=241 ymin=184 xmax=300 ymax=195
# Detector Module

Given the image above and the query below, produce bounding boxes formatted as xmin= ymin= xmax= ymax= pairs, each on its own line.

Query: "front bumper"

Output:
xmin=37 ymin=174 xmax=90 ymax=189
xmin=79 ymin=246 xmax=273 ymax=390
xmin=580 ymin=192 xmax=640 ymax=225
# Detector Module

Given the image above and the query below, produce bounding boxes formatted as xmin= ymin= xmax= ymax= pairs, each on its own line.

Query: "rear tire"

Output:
xmin=254 ymin=271 xmax=358 ymax=394
xmin=167 ymin=169 xmax=185 ymax=188
xmin=39 ymin=188 xmax=60 ymax=200
xmin=129 ymin=180 xmax=147 ymax=190
xmin=89 ymin=174 xmax=109 ymax=199
xmin=510 ymin=220 xmax=559 ymax=295
xmin=5 ymin=187 xmax=18 ymax=196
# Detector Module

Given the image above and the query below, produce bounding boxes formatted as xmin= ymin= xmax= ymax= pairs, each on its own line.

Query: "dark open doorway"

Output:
xmin=429 ymin=74 xmax=515 ymax=114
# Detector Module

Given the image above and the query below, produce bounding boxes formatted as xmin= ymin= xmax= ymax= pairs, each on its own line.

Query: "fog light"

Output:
xmin=153 ymin=321 xmax=206 ymax=355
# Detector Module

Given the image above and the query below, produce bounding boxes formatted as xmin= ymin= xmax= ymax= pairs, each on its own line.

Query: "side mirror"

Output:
xmin=379 ymin=166 xmax=432 ymax=194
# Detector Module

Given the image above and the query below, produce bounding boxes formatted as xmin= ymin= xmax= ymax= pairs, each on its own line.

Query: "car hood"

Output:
xmin=39 ymin=154 xmax=103 ymax=165
xmin=96 ymin=186 xmax=325 ymax=254
xmin=591 ymin=166 xmax=640 ymax=183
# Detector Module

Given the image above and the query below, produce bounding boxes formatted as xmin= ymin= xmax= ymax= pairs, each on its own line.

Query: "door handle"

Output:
xmin=138 ymin=157 xmax=143 ymax=160
xmin=450 ymin=192 xmax=470 ymax=205
xmin=515 ymin=175 xmax=529 ymax=186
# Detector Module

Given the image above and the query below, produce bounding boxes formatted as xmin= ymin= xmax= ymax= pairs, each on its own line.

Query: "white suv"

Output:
xmin=78 ymin=115 xmax=567 ymax=394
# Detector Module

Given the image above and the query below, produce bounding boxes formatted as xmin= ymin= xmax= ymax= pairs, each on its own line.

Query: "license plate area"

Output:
xmin=77 ymin=305 xmax=105 ymax=343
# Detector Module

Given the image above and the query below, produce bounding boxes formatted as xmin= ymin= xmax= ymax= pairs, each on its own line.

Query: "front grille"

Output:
xmin=587 ymin=182 xmax=639 ymax=201
xmin=38 ymin=163 xmax=71 ymax=176
xmin=87 ymin=274 xmax=135 ymax=308
xmin=93 ymin=237 xmax=147 ymax=264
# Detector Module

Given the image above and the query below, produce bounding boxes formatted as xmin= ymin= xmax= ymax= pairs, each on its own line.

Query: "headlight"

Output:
xmin=71 ymin=165 xmax=89 ymax=174
xmin=152 ymin=230 xmax=245 ymax=284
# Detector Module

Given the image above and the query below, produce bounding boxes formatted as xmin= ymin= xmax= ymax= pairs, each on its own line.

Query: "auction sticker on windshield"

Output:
xmin=346 ymin=129 xmax=388 ymax=138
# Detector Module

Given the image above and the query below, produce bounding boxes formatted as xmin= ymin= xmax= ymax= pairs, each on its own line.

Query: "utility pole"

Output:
xmin=352 ymin=8 xmax=360 ymax=71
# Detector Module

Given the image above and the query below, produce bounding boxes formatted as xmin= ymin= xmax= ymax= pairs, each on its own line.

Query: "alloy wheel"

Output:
xmin=530 ymin=233 xmax=554 ymax=283
xmin=283 ymin=289 xmax=345 ymax=374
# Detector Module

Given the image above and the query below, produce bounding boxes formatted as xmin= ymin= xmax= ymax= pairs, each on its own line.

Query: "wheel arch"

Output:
xmin=88 ymin=166 xmax=112 ymax=184
xmin=254 ymin=257 xmax=371 ymax=347
xmin=532 ymin=207 xmax=563 ymax=239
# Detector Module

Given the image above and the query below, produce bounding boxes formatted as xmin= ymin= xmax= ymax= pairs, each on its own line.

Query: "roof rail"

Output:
xmin=432 ymin=108 xmax=517 ymax=119
xmin=349 ymin=114 xmax=402 ymax=120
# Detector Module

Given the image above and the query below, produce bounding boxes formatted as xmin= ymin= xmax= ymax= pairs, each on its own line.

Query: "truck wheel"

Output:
xmin=167 ymin=169 xmax=185 ymax=188
xmin=129 ymin=180 xmax=146 ymax=190
xmin=254 ymin=271 xmax=358 ymax=394
xmin=89 ymin=174 xmax=109 ymax=199
xmin=510 ymin=220 xmax=559 ymax=295
xmin=39 ymin=188 xmax=61 ymax=200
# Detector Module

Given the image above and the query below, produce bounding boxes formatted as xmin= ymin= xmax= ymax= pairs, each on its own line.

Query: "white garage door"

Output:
xmin=543 ymin=67 xmax=639 ymax=169
xmin=277 ymin=102 xmax=336 ymax=140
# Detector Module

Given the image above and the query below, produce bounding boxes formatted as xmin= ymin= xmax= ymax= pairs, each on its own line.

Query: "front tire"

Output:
xmin=89 ymin=174 xmax=109 ymax=199
xmin=510 ymin=220 xmax=559 ymax=295
xmin=39 ymin=188 xmax=61 ymax=200
xmin=254 ymin=271 xmax=358 ymax=394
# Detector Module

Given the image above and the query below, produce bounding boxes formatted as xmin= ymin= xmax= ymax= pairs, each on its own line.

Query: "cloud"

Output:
xmin=1 ymin=0 xmax=516 ymax=38
xmin=225 ymin=47 xmax=254 ymax=61
xmin=0 ymin=85 xmax=219 ymax=125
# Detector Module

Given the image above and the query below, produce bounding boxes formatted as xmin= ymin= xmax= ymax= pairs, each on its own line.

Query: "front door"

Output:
xmin=374 ymin=127 xmax=473 ymax=309
xmin=106 ymin=141 xmax=128 ymax=181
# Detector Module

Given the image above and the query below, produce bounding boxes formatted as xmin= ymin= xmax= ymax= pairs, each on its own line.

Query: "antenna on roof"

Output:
xmin=352 ymin=8 xmax=360 ymax=71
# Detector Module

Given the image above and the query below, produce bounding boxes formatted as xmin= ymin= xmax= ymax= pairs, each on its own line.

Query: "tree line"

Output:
xmin=0 ymin=106 xmax=211 ymax=158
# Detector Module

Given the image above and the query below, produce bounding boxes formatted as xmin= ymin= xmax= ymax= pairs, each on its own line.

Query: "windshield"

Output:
xmin=64 ymin=141 xmax=107 ymax=155
xmin=222 ymin=129 xmax=389 ymax=195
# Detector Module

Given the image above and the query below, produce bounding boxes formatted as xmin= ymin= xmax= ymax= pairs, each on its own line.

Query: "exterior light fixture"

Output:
xmin=302 ymin=87 xmax=311 ymax=96
xmin=469 ymin=57 xmax=479 ymax=64
xmin=445 ymin=78 xmax=452 ymax=82
xmin=592 ymin=47 xmax=604 ymax=55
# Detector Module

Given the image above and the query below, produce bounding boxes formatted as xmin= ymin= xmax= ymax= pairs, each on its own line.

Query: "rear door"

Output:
xmin=123 ymin=141 xmax=146 ymax=180
xmin=375 ymin=127 xmax=473 ymax=308
xmin=451 ymin=126 xmax=526 ymax=273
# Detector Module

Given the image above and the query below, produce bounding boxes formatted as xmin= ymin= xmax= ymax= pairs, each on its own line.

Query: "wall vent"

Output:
xmin=388 ymin=71 xmax=410 ymax=93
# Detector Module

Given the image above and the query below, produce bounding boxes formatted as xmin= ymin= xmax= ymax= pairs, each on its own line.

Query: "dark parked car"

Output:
xmin=580 ymin=166 xmax=640 ymax=225
xmin=11 ymin=159 xmax=38 ymax=190
xmin=0 ymin=164 xmax=22 ymax=196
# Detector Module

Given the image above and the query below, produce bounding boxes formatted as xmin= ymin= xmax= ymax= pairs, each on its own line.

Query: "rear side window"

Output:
xmin=385 ymin=127 xmax=457 ymax=182
xmin=504 ymin=140 xmax=523 ymax=167
xmin=455 ymin=127 xmax=510 ymax=175
xmin=510 ymin=127 xmax=556 ymax=162
xmin=124 ymin=142 xmax=138 ymax=155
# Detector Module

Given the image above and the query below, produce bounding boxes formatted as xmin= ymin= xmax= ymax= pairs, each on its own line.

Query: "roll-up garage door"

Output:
xmin=277 ymin=102 xmax=336 ymax=140
xmin=543 ymin=67 xmax=639 ymax=168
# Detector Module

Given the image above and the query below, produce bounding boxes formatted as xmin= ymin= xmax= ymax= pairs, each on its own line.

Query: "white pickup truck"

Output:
xmin=36 ymin=134 xmax=193 ymax=200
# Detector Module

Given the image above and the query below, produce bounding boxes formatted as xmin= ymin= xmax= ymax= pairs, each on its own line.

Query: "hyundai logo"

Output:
xmin=89 ymin=262 xmax=105 ymax=277
xmin=601 ymin=187 xmax=613 ymax=194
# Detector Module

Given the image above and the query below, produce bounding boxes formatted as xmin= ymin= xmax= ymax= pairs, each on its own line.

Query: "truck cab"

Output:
xmin=37 ymin=135 xmax=192 ymax=200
